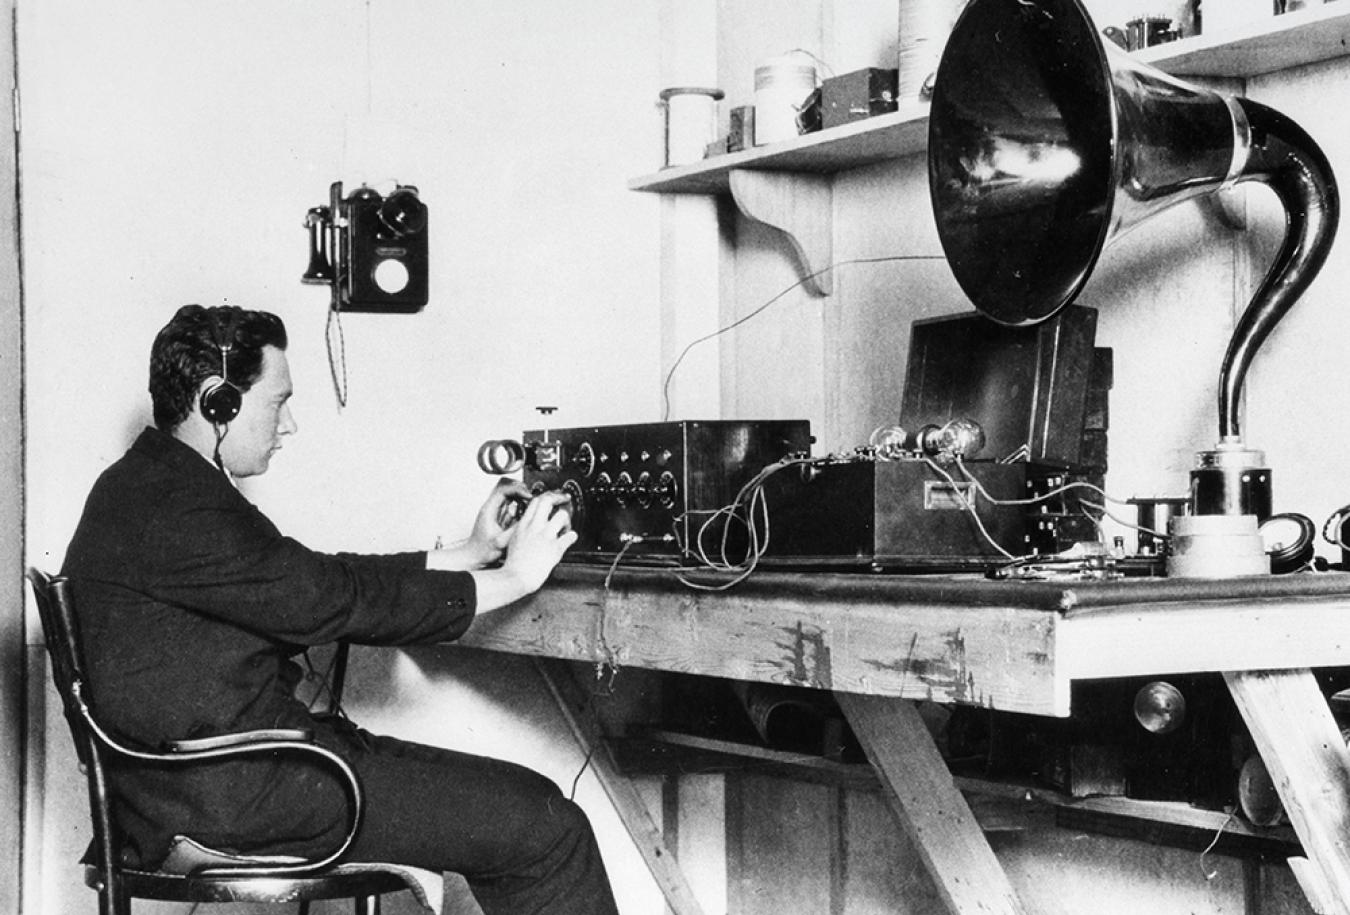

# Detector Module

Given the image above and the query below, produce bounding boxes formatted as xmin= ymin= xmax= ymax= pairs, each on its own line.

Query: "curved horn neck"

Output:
xmin=1218 ymin=98 xmax=1339 ymax=441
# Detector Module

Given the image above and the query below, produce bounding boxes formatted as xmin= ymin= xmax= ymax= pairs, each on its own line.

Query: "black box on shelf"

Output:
xmin=728 ymin=106 xmax=755 ymax=152
xmin=821 ymin=67 xmax=898 ymax=129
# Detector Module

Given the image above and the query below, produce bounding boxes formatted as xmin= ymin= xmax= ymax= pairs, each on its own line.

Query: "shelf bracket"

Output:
xmin=728 ymin=169 xmax=833 ymax=296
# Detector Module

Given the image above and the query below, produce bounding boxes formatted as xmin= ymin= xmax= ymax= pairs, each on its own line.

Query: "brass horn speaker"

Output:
xmin=928 ymin=0 xmax=1338 ymax=511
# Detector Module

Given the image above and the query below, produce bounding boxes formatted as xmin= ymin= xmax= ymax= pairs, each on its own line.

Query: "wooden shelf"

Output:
xmin=628 ymin=5 xmax=1350 ymax=297
xmin=1137 ymin=3 xmax=1350 ymax=78
xmin=613 ymin=728 xmax=1304 ymax=860
xmin=627 ymin=103 xmax=930 ymax=195
xmin=629 ymin=4 xmax=1350 ymax=197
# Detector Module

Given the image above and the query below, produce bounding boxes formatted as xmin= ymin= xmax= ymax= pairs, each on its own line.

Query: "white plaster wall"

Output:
xmin=19 ymin=1 xmax=667 ymax=912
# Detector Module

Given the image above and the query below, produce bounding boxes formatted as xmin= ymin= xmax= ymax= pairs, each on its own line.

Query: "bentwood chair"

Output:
xmin=27 ymin=568 xmax=442 ymax=914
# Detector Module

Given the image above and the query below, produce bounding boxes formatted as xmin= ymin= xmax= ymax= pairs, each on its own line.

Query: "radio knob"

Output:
xmin=656 ymin=471 xmax=678 ymax=508
xmin=571 ymin=442 xmax=597 ymax=477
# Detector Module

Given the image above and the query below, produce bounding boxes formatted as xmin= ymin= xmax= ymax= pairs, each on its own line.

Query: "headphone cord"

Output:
xmin=211 ymin=423 xmax=230 ymax=475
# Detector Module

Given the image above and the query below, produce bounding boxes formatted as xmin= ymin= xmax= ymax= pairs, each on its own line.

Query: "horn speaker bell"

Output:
xmin=928 ymin=0 xmax=1337 ymax=452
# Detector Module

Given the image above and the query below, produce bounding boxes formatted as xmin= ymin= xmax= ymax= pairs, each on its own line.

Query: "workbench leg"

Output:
xmin=534 ymin=659 xmax=707 ymax=915
xmin=836 ymin=692 xmax=1028 ymax=915
xmin=1224 ymin=668 xmax=1350 ymax=915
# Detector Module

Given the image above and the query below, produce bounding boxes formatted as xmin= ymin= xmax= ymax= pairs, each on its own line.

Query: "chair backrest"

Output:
xmin=27 ymin=568 xmax=124 ymax=898
xmin=28 ymin=570 xmax=92 ymax=762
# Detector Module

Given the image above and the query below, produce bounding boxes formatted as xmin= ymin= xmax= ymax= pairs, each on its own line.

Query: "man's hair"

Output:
xmin=149 ymin=304 xmax=288 ymax=431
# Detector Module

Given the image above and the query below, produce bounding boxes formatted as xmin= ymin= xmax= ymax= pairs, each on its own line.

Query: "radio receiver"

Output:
xmin=499 ymin=420 xmax=812 ymax=561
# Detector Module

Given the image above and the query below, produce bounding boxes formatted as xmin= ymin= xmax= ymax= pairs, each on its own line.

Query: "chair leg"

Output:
xmin=356 ymin=892 xmax=381 ymax=915
xmin=99 ymin=881 xmax=130 ymax=915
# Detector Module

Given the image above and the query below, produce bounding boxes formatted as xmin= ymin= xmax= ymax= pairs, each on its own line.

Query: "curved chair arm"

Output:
xmin=71 ymin=681 xmax=363 ymax=877
xmin=168 ymin=728 xmax=314 ymax=752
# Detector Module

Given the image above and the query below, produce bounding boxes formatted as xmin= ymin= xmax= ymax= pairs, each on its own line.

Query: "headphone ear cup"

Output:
xmin=200 ymin=380 xmax=242 ymax=424
xmin=1260 ymin=512 xmax=1316 ymax=574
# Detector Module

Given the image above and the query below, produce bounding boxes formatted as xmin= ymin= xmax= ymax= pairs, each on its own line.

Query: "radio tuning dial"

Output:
xmin=571 ymin=441 xmax=597 ymax=477
xmin=561 ymin=479 xmax=585 ymax=528
xmin=656 ymin=471 xmax=678 ymax=508
xmin=635 ymin=472 xmax=654 ymax=508
xmin=614 ymin=472 xmax=634 ymax=506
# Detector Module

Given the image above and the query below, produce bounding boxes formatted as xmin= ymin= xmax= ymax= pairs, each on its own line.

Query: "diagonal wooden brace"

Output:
xmin=837 ymin=692 xmax=1028 ymax=915
xmin=1225 ymin=668 xmax=1350 ymax=915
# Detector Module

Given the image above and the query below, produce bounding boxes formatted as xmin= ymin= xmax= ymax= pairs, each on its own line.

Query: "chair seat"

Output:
xmin=153 ymin=833 xmax=444 ymax=909
xmin=87 ymin=861 xmax=443 ymax=911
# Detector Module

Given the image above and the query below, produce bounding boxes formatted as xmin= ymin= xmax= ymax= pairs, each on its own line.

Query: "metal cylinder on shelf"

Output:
xmin=753 ymin=53 xmax=817 ymax=145
xmin=660 ymin=86 xmax=724 ymax=167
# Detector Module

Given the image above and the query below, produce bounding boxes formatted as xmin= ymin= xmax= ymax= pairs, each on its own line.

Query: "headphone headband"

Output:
xmin=200 ymin=306 xmax=244 ymax=424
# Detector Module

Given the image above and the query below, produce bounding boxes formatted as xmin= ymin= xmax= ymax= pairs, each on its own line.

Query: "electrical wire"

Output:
xmin=783 ymin=47 xmax=836 ymax=80
xmin=325 ymin=303 xmax=349 ymax=409
xmin=923 ymin=457 xmax=1167 ymax=571
xmin=602 ymin=538 xmax=637 ymax=591
xmin=1199 ymin=809 xmax=1237 ymax=881
xmin=668 ymin=457 xmax=814 ymax=590
xmin=569 ymin=743 xmax=597 ymax=801
xmin=950 ymin=459 xmax=1170 ymax=542
xmin=919 ymin=458 xmax=1019 ymax=560
xmin=211 ymin=423 xmax=230 ymax=475
xmin=600 ymin=445 xmax=1151 ymax=590
xmin=660 ymin=255 xmax=939 ymax=421
xmin=300 ymin=648 xmax=349 ymax=720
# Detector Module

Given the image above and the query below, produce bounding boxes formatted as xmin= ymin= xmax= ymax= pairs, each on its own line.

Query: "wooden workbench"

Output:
xmin=456 ymin=564 xmax=1350 ymax=915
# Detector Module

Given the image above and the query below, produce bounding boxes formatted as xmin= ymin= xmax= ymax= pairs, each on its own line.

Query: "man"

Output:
xmin=61 ymin=304 xmax=618 ymax=914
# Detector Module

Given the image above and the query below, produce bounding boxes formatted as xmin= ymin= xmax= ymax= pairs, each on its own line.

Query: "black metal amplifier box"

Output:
xmin=761 ymin=458 xmax=1054 ymax=570
xmin=520 ymin=420 xmax=812 ymax=560
xmin=900 ymin=305 xmax=1100 ymax=468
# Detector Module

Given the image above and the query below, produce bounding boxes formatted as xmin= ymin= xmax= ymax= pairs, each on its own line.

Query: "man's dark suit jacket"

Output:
xmin=61 ymin=426 xmax=479 ymax=866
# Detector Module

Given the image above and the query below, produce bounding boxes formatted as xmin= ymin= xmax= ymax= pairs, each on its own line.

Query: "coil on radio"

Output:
xmin=477 ymin=439 xmax=526 ymax=475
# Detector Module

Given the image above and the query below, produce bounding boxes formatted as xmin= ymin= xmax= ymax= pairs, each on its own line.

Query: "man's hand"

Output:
xmin=500 ymin=490 xmax=577 ymax=584
xmin=469 ymin=478 xmax=533 ymax=565
xmin=470 ymin=490 xmax=578 ymax=612
xmin=426 ymin=479 xmax=533 ymax=572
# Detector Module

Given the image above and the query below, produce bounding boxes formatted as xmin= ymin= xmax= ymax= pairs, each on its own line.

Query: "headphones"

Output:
xmin=199 ymin=306 xmax=243 ymax=424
